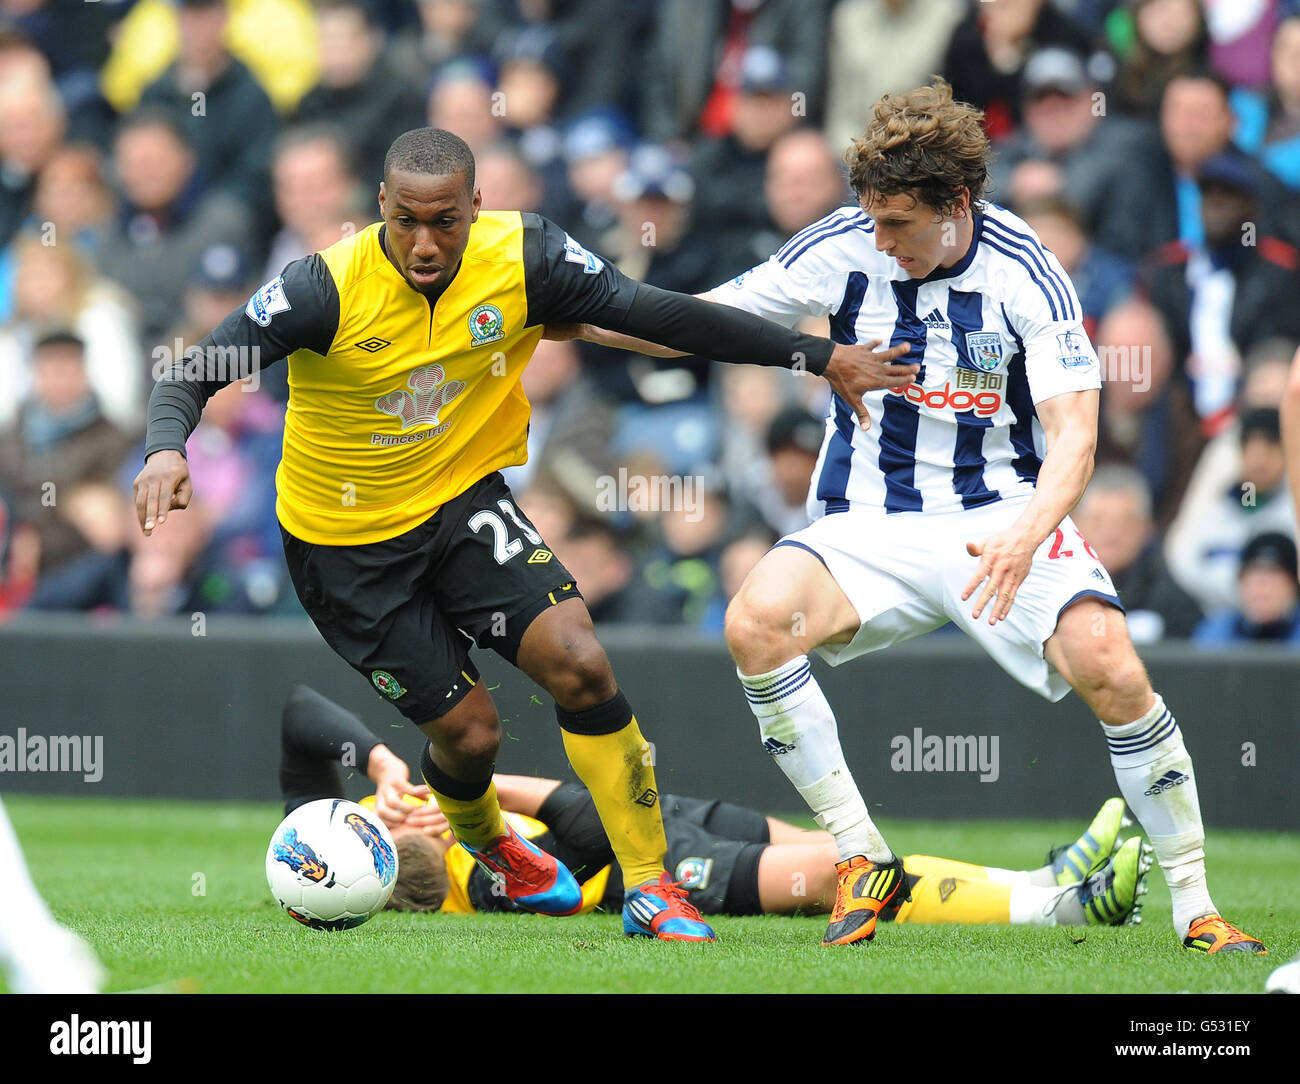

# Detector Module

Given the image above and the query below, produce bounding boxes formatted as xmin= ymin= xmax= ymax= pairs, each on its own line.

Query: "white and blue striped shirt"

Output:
xmin=718 ymin=203 xmax=1101 ymax=517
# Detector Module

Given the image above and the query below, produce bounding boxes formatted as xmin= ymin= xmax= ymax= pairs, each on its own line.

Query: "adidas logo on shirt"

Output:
xmin=1143 ymin=770 xmax=1188 ymax=797
xmin=921 ymin=308 xmax=950 ymax=331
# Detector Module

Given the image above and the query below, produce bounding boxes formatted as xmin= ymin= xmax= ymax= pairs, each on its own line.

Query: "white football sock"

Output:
xmin=1102 ymin=695 xmax=1215 ymax=937
xmin=738 ymin=657 xmax=892 ymax=863
xmin=1009 ymin=882 xmax=1079 ymax=926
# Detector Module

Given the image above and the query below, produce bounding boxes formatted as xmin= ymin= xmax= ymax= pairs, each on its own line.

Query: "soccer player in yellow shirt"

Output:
xmin=134 ymin=127 xmax=919 ymax=941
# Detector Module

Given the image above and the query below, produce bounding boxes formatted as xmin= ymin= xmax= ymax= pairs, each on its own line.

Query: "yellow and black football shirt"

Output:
xmin=145 ymin=211 xmax=835 ymax=545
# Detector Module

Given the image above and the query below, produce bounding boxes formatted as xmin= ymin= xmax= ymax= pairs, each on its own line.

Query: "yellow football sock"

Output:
xmin=561 ymin=716 xmax=666 ymax=888
xmin=892 ymin=855 xmax=1012 ymax=924
xmin=426 ymin=781 xmax=506 ymax=850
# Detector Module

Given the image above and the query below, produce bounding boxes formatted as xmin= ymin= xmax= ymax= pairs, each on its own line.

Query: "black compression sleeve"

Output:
xmin=279 ymin=685 xmax=384 ymax=813
xmin=144 ymin=254 xmax=338 ymax=460
xmin=614 ymin=282 xmax=835 ymax=375
xmin=520 ymin=213 xmax=834 ymax=374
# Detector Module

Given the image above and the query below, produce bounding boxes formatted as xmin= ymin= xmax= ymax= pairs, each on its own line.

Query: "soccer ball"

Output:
xmin=1266 ymin=953 xmax=1300 ymax=994
xmin=265 ymin=799 xmax=398 ymax=930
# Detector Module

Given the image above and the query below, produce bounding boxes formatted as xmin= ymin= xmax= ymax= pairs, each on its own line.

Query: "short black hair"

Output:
xmin=1239 ymin=406 xmax=1281 ymax=445
xmin=34 ymin=329 xmax=86 ymax=355
xmin=384 ymin=128 xmax=475 ymax=190
xmin=1165 ymin=67 xmax=1234 ymax=106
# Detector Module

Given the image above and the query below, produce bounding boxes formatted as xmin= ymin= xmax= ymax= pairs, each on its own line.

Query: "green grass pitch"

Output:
xmin=4 ymin=796 xmax=1294 ymax=994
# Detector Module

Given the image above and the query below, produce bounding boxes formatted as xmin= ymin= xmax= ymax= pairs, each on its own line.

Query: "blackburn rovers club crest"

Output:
xmin=965 ymin=331 xmax=1003 ymax=372
xmin=468 ymin=303 xmax=505 ymax=346
xmin=371 ymin=670 xmax=406 ymax=700
xmin=674 ymin=856 xmax=713 ymax=890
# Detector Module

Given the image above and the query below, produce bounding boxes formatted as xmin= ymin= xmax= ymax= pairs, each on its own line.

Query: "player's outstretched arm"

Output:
xmin=964 ymin=389 xmax=1099 ymax=623
xmin=491 ymin=774 xmax=564 ymax=817
xmin=526 ymin=218 xmax=917 ymax=426
xmin=135 ymin=257 xmax=339 ymax=536
xmin=547 ymin=298 xmax=917 ymax=429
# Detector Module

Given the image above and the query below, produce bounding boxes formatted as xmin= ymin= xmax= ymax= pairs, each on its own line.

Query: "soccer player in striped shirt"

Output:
xmin=573 ymin=80 xmax=1264 ymax=954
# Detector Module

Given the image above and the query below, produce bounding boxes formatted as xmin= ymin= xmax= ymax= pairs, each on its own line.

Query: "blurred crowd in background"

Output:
xmin=1 ymin=0 xmax=1299 ymax=646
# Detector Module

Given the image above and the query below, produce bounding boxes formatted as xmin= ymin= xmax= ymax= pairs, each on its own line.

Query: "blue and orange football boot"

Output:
xmin=461 ymin=822 xmax=583 ymax=916
xmin=623 ymin=873 xmax=716 ymax=941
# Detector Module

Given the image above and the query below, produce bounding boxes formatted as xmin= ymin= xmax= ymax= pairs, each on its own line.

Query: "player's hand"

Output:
xmin=822 ymin=341 xmax=918 ymax=430
xmin=132 ymin=450 xmax=193 ymax=536
xmin=372 ymin=777 xmax=431 ymax=831
xmin=962 ymin=528 xmax=1038 ymax=624
xmin=404 ymin=801 xmax=449 ymax=838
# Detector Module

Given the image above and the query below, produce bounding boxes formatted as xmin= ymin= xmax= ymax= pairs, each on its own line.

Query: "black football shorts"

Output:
xmin=536 ymin=783 xmax=772 ymax=915
xmin=282 ymin=472 xmax=581 ymax=724
xmin=660 ymin=794 xmax=771 ymax=916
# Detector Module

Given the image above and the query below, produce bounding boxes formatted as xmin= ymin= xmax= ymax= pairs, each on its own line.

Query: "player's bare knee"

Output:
xmin=445 ymin=714 xmax=501 ymax=767
xmin=725 ymin=590 xmax=798 ymax=668
xmin=541 ymin=633 xmax=615 ymax=708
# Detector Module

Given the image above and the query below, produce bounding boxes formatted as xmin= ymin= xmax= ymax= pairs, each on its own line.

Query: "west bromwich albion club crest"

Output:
xmin=468 ymin=303 xmax=505 ymax=346
xmin=965 ymin=331 xmax=1003 ymax=372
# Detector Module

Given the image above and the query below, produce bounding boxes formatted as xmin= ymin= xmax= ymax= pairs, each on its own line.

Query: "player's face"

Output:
xmin=864 ymin=189 xmax=970 ymax=278
xmin=379 ymin=169 xmax=481 ymax=296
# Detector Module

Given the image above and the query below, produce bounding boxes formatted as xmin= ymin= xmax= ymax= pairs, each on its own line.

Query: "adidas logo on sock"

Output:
xmin=1143 ymin=769 xmax=1188 ymax=797
xmin=921 ymin=308 xmax=950 ymax=331
xmin=762 ymin=737 xmax=796 ymax=756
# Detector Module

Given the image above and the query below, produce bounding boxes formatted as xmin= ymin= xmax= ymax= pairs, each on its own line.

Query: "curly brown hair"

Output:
xmin=845 ymin=78 xmax=990 ymax=218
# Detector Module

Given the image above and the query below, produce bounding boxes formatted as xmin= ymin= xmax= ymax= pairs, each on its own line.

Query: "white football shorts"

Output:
xmin=775 ymin=497 xmax=1122 ymax=702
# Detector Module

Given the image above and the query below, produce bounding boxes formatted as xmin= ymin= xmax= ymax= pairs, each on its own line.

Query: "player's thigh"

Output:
xmin=1044 ymin=598 xmax=1153 ymax=709
xmin=726 ymin=541 xmax=861 ymax=651
xmin=426 ymin=472 xmax=584 ymax=666
xmin=281 ymin=526 xmax=479 ymax=724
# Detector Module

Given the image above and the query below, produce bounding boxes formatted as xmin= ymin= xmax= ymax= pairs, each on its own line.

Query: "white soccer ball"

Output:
xmin=1265 ymin=954 xmax=1300 ymax=994
xmin=266 ymin=799 xmax=398 ymax=930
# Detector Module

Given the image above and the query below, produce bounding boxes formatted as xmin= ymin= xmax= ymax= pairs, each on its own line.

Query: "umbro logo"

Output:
xmin=355 ymin=336 xmax=391 ymax=352
xmin=921 ymin=308 xmax=950 ymax=331
xmin=762 ymin=736 xmax=796 ymax=756
xmin=634 ymin=788 xmax=658 ymax=808
xmin=1144 ymin=770 xmax=1188 ymax=797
